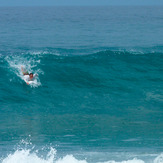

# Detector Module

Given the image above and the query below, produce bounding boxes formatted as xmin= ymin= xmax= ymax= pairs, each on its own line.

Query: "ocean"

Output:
xmin=0 ymin=6 xmax=163 ymax=163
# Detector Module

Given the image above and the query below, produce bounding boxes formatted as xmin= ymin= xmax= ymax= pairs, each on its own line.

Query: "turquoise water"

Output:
xmin=0 ymin=6 xmax=163 ymax=163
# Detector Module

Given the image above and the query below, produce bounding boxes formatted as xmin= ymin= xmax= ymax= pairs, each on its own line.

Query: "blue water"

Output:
xmin=0 ymin=6 xmax=163 ymax=163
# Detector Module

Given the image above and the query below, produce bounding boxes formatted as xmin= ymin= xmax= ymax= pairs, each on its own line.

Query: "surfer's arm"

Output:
xmin=21 ymin=66 xmax=29 ymax=75
xmin=21 ymin=66 xmax=24 ymax=73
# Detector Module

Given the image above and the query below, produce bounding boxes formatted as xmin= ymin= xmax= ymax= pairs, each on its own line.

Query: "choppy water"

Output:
xmin=0 ymin=6 xmax=163 ymax=163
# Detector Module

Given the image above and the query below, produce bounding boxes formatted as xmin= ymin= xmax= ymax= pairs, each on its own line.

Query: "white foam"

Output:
xmin=56 ymin=155 xmax=87 ymax=163
xmin=28 ymin=50 xmax=61 ymax=56
xmin=146 ymin=92 xmax=163 ymax=102
xmin=1 ymin=140 xmax=162 ymax=163
xmin=28 ymin=51 xmax=49 ymax=56
xmin=2 ymin=148 xmax=55 ymax=163
xmin=99 ymin=158 xmax=145 ymax=163
xmin=154 ymin=153 xmax=163 ymax=163
xmin=5 ymin=54 xmax=42 ymax=87
xmin=1 ymin=149 xmax=87 ymax=163
xmin=1 ymin=149 xmax=163 ymax=163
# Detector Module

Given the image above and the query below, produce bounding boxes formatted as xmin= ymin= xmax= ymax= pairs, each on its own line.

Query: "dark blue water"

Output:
xmin=0 ymin=6 xmax=163 ymax=163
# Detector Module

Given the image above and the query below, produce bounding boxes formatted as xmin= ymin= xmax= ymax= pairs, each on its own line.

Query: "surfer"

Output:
xmin=21 ymin=66 xmax=37 ymax=85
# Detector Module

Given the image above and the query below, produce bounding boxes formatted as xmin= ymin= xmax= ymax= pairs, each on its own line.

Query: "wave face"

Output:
xmin=0 ymin=49 xmax=163 ymax=162
xmin=0 ymin=6 xmax=163 ymax=163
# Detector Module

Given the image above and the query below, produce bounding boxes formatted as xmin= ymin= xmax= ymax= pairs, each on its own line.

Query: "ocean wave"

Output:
xmin=1 ymin=140 xmax=86 ymax=163
xmin=0 ymin=47 xmax=162 ymax=90
xmin=1 ymin=148 xmax=163 ymax=163
xmin=0 ymin=140 xmax=162 ymax=163
xmin=1 ymin=46 xmax=163 ymax=58
xmin=4 ymin=54 xmax=43 ymax=87
xmin=24 ymin=47 xmax=163 ymax=57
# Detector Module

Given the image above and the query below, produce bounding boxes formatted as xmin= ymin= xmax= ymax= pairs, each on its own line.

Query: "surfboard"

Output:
xmin=23 ymin=75 xmax=37 ymax=85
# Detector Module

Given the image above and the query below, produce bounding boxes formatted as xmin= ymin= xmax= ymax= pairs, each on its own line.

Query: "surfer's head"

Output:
xmin=29 ymin=73 xmax=33 ymax=79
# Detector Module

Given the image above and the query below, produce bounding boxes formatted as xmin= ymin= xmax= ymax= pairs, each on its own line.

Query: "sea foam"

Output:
xmin=1 ymin=148 xmax=163 ymax=163
xmin=5 ymin=54 xmax=42 ymax=87
xmin=1 ymin=149 xmax=86 ymax=163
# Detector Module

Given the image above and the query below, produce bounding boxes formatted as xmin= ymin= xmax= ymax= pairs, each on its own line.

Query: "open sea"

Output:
xmin=0 ymin=6 xmax=163 ymax=163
